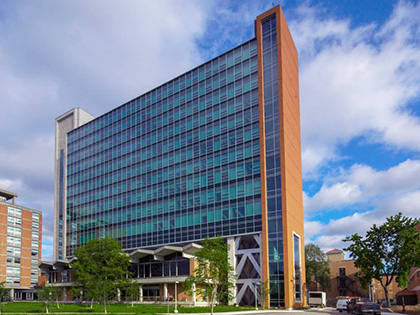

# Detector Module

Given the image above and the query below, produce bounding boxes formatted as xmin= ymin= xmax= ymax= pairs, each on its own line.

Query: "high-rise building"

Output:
xmin=0 ymin=189 xmax=42 ymax=301
xmin=53 ymin=5 xmax=305 ymax=308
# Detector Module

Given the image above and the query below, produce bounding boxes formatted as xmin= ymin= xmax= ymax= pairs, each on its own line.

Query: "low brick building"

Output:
xmin=326 ymin=249 xmax=402 ymax=303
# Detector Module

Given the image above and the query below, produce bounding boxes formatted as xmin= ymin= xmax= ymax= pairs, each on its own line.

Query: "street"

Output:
xmin=236 ymin=307 xmax=403 ymax=315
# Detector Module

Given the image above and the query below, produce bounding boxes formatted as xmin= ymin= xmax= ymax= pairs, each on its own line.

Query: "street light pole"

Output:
xmin=174 ymin=281 xmax=179 ymax=313
xmin=255 ymin=284 xmax=258 ymax=310
xmin=255 ymin=282 xmax=260 ymax=310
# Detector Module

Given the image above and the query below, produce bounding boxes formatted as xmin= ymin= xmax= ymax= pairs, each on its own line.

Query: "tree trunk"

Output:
xmin=104 ymin=294 xmax=107 ymax=314
xmin=210 ymin=286 xmax=216 ymax=315
xmin=56 ymin=298 xmax=60 ymax=308
xmin=384 ymin=285 xmax=390 ymax=308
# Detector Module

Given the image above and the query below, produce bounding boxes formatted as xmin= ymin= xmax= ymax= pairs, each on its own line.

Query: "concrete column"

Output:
xmin=227 ymin=237 xmax=236 ymax=305
xmin=10 ymin=288 xmax=14 ymax=302
xmin=163 ymin=283 xmax=168 ymax=301
xmin=192 ymin=283 xmax=196 ymax=306
xmin=139 ymin=285 xmax=143 ymax=302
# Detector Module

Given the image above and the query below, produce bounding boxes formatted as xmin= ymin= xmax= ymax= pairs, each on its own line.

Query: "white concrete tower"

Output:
xmin=54 ymin=108 xmax=94 ymax=260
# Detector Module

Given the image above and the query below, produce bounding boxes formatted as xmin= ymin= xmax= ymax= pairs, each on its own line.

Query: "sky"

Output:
xmin=0 ymin=0 xmax=419 ymax=261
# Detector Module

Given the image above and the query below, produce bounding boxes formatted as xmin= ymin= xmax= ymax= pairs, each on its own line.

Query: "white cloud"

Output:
xmin=0 ymin=1 xmax=215 ymax=260
xmin=305 ymin=159 xmax=420 ymax=212
xmin=306 ymin=196 xmax=420 ymax=253
xmin=0 ymin=1 xmax=268 ymax=260
xmin=304 ymin=220 xmax=323 ymax=241
xmin=289 ymin=1 xmax=420 ymax=177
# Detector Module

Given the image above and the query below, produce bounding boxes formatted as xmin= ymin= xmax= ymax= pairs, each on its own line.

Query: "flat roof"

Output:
xmin=0 ymin=188 xmax=18 ymax=200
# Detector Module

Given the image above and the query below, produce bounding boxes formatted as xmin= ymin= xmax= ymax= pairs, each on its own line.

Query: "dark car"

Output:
xmin=347 ymin=298 xmax=381 ymax=315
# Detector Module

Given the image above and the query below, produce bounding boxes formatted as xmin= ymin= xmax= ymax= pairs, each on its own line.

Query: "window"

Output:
xmin=8 ymin=207 xmax=21 ymax=217
xmin=7 ymin=246 xmax=21 ymax=256
xmin=7 ymin=267 xmax=20 ymax=275
xmin=32 ymin=212 xmax=40 ymax=221
xmin=293 ymin=233 xmax=302 ymax=302
xmin=339 ymin=267 xmax=346 ymax=287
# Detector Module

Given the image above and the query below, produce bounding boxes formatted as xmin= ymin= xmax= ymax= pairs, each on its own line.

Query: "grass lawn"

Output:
xmin=0 ymin=302 xmax=254 ymax=314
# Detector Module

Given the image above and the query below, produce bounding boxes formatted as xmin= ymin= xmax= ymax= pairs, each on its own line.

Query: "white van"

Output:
xmin=308 ymin=291 xmax=326 ymax=308
xmin=336 ymin=298 xmax=350 ymax=312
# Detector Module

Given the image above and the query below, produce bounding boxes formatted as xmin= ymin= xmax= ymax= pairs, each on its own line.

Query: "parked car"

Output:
xmin=347 ymin=298 xmax=381 ymax=315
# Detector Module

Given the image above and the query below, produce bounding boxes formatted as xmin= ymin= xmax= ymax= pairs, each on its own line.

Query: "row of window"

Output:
xmin=68 ymin=40 xmax=258 ymax=143
xmin=6 ymin=246 xmax=21 ymax=256
xmin=69 ymin=214 xmax=262 ymax=253
xmin=8 ymin=216 xmax=40 ymax=229
xmin=68 ymin=104 xmax=260 ymax=178
xmin=68 ymin=70 xmax=258 ymax=156
xmin=8 ymin=216 xmax=22 ymax=226
xmin=5 ymin=277 xmax=38 ymax=285
xmin=70 ymin=176 xmax=261 ymax=224
xmin=68 ymin=158 xmax=261 ymax=212
xmin=5 ymin=277 xmax=20 ymax=284
xmin=68 ymin=152 xmax=260 ymax=204
xmin=130 ymin=260 xmax=189 ymax=278
xmin=8 ymin=207 xmax=40 ymax=220
xmin=70 ymin=199 xmax=262 ymax=245
xmin=67 ymin=124 xmax=260 ymax=192
xmin=8 ymin=207 xmax=22 ymax=217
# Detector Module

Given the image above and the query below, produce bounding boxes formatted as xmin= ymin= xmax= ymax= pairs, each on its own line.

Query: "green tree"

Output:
xmin=0 ymin=282 xmax=10 ymax=314
xmin=71 ymin=237 xmax=131 ymax=313
xmin=124 ymin=279 xmax=140 ymax=307
xmin=38 ymin=286 xmax=56 ymax=313
xmin=344 ymin=213 xmax=420 ymax=307
xmin=183 ymin=236 xmax=236 ymax=315
xmin=305 ymin=243 xmax=331 ymax=291
xmin=257 ymin=280 xmax=270 ymax=309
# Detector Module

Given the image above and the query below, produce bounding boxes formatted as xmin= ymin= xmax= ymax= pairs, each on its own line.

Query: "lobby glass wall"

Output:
xmin=66 ymin=40 xmax=263 ymax=256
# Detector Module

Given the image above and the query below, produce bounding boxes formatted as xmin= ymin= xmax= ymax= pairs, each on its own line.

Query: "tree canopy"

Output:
xmin=37 ymin=286 xmax=62 ymax=313
xmin=184 ymin=236 xmax=236 ymax=315
xmin=344 ymin=213 xmax=420 ymax=306
xmin=71 ymin=237 xmax=131 ymax=313
xmin=305 ymin=243 xmax=331 ymax=292
xmin=0 ymin=282 xmax=9 ymax=313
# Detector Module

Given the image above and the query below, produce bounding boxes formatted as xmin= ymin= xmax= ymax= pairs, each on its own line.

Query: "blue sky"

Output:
xmin=0 ymin=0 xmax=419 ymax=260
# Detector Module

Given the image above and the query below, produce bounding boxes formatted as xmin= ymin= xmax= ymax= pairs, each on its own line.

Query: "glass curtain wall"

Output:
xmin=66 ymin=40 xmax=263 ymax=256
xmin=261 ymin=15 xmax=285 ymax=307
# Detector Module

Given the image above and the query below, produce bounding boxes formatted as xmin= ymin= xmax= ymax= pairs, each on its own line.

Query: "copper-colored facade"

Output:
xmin=255 ymin=5 xmax=306 ymax=308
